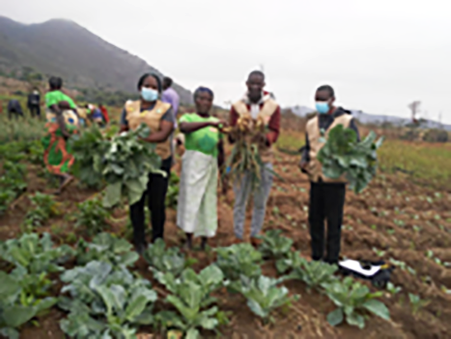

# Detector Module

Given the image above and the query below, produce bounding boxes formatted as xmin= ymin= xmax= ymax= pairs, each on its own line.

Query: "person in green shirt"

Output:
xmin=45 ymin=85 xmax=77 ymax=110
xmin=177 ymin=87 xmax=228 ymax=250
xmin=42 ymin=76 xmax=80 ymax=194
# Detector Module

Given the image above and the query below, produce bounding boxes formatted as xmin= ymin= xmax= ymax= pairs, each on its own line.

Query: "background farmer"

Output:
xmin=7 ymin=99 xmax=24 ymax=120
xmin=162 ymin=76 xmax=180 ymax=166
xmin=42 ymin=76 xmax=79 ymax=194
xmin=27 ymin=88 xmax=41 ymax=118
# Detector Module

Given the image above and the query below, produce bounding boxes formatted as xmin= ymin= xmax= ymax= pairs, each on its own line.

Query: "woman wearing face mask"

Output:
xmin=176 ymin=87 xmax=227 ymax=250
xmin=120 ymin=73 xmax=175 ymax=254
xmin=299 ymin=84 xmax=359 ymax=265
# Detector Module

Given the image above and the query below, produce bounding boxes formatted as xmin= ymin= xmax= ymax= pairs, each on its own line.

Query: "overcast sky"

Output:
xmin=2 ymin=0 xmax=451 ymax=123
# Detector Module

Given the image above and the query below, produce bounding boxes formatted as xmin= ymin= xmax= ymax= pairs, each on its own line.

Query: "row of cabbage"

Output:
xmin=0 ymin=230 xmax=390 ymax=339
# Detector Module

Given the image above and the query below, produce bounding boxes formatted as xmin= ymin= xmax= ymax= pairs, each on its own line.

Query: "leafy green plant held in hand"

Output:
xmin=317 ymin=124 xmax=384 ymax=193
xmin=23 ymin=192 xmax=61 ymax=230
xmin=232 ymin=275 xmax=298 ymax=325
xmin=143 ymin=239 xmax=187 ymax=277
xmin=285 ymin=258 xmax=338 ymax=290
xmin=258 ymin=229 xmax=293 ymax=260
xmin=323 ymin=277 xmax=390 ymax=329
xmin=76 ymin=232 xmax=139 ymax=268
xmin=215 ymin=243 xmax=263 ymax=281
xmin=225 ymin=116 xmax=278 ymax=193
xmin=156 ymin=265 xmax=226 ymax=339
xmin=69 ymin=125 xmax=108 ymax=188
xmin=71 ymin=124 xmax=164 ymax=208
xmin=59 ymin=261 xmax=157 ymax=339
xmin=75 ymin=198 xmax=110 ymax=236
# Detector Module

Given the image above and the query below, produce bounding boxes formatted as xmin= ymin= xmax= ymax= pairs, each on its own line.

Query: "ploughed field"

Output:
xmin=1 ymin=130 xmax=451 ymax=339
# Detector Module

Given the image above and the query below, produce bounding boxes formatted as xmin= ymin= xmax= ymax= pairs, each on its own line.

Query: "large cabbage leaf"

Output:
xmin=317 ymin=125 xmax=384 ymax=193
xmin=70 ymin=124 xmax=164 ymax=207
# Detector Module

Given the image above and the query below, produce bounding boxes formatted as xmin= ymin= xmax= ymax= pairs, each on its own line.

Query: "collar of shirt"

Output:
xmin=242 ymin=91 xmax=273 ymax=118
xmin=318 ymin=107 xmax=351 ymax=130
xmin=242 ymin=91 xmax=272 ymax=105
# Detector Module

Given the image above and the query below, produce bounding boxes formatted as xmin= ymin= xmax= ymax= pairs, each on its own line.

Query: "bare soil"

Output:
xmin=1 ymin=151 xmax=451 ymax=339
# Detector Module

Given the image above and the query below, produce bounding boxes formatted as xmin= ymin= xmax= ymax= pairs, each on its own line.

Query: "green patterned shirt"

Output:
xmin=179 ymin=113 xmax=222 ymax=157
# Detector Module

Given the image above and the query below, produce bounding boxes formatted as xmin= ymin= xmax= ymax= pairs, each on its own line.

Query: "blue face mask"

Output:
xmin=315 ymin=101 xmax=330 ymax=114
xmin=141 ymin=87 xmax=159 ymax=102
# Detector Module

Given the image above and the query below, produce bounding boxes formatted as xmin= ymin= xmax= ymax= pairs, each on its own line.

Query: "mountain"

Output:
xmin=286 ymin=106 xmax=451 ymax=131
xmin=0 ymin=16 xmax=192 ymax=103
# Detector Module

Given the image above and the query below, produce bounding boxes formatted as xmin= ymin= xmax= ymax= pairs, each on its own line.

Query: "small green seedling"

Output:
xmin=409 ymin=293 xmax=430 ymax=315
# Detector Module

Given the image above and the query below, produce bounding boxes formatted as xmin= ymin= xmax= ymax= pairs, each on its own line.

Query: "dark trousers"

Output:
xmin=308 ymin=181 xmax=346 ymax=264
xmin=130 ymin=157 xmax=171 ymax=246
xmin=8 ymin=109 xmax=24 ymax=119
xmin=29 ymin=105 xmax=41 ymax=117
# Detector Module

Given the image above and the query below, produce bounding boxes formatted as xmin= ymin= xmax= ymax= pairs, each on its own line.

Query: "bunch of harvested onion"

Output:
xmin=222 ymin=116 xmax=280 ymax=190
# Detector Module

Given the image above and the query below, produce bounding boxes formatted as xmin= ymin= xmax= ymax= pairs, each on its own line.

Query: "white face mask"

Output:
xmin=33 ymin=90 xmax=39 ymax=95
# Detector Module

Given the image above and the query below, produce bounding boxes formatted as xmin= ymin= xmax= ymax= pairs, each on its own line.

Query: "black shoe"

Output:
xmin=324 ymin=258 xmax=339 ymax=266
xmin=135 ymin=242 xmax=147 ymax=255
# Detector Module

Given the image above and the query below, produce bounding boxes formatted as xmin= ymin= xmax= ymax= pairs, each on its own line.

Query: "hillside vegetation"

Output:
xmin=0 ymin=16 xmax=192 ymax=103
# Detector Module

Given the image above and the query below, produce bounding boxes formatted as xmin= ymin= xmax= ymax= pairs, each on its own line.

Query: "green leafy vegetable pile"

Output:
xmin=0 ymin=232 xmax=74 ymax=274
xmin=0 ymin=271 xmax=57 ymax=339
xmin=258 ymin=229 xmax=293 ymax=260
xmin=143 ymin=238 xmax=188 ymax=277
xmin=285 ymin=259 xmax=338 ymax=291
xmin=70 ymin=124 xmax=163 ymax=207
xmin=22 ymin=192 xmax=61 ymax=230
xmin=0 ymin=233 xmax=74 ymax=338
xmin=323 ymin=277 xmax=390 ymax=329
xmin=275 ymin=250 xmax=303 ymax=274
xmin=75 ymin=198 xmax=110 ymax=236
xmin=317 ymin=125 xmax=384 ymax=193
xmin=215 ymin=243 xmax=263 ymax=281
xmin=75 ymin=232 xmax=139 ymax=268
xmin=0 ymin=161 xmax=27 ymax=215
xmin=59 ymin=261 xmax=157 ymax=338
xmin=231 ymin=275 xmax=298 ymax=324
xmin=0 ymin=228 xmax=394 ymax=336
xmin=155 ymin=265 xmax=226 ymax=339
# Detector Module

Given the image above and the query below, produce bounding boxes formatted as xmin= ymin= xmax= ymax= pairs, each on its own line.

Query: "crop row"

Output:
xmin=0 ymin=230 xmax=392 ymax=339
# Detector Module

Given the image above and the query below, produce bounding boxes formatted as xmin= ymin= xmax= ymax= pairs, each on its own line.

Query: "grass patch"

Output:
xmin=378 ymin=140 xmax=451 ymax=189
xmin=276 ymin=131 xmax=305 ymax=151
